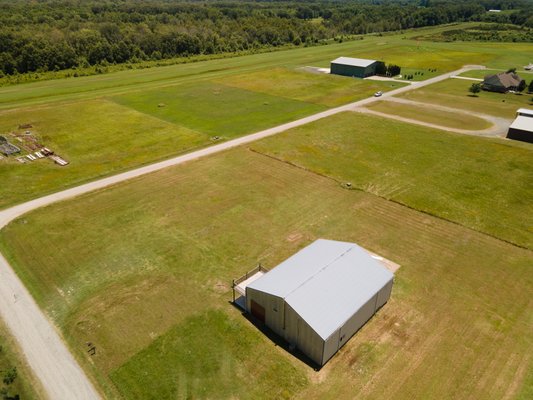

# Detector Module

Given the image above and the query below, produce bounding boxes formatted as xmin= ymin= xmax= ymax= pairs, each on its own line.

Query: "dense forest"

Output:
xmin=0 ymin=0 xmax=532 ymax=77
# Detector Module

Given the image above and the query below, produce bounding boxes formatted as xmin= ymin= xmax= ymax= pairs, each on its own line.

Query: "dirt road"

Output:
xmin=357 ymin=96 xmax=510 ymax=137
xmin=0 ymin=65 xmax=485 ymax=400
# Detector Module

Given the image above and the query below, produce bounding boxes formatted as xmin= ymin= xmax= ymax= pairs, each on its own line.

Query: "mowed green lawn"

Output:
xmin=0 ymin=79 xmax=325 ymax=209
xmin=0 ymin=133 xmax=531 ymax=399
xmin=216 ymin=67 xmax=405 ymax=106
xmin=364 ymin=100 xmax=492 ymax=130
xmin=397 ymin=77 xmax=533 ymax=118
xmin=252 ymin=112 xmax=532 ymax=249
xmin=0 ymin=99 xmax=209 ymax=209
xmin=110 ymin=81 xmax=324 ymax=138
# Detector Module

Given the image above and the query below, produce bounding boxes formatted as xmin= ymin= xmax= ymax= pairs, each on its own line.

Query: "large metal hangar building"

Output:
xmin=330 ymin=57 xmax=380 ymax=78
xmin=245 ymin=239 xmax=394 ymax=366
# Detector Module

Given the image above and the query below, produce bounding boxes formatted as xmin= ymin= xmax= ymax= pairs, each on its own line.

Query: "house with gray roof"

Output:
xmin=244 ymin=239 xmax=394 ymax=366
xmin=482 ymin=71 xmax=522 ymax=93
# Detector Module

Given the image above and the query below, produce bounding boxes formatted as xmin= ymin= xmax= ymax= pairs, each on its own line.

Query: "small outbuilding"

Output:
xmin=245 ymin=239 xmax=394 ymax=366
xmin=330 ymin=57 xmax=381 ymax=78
xmin=507 ymin=108 xmax=533 ymax=143
xmin=482 ymin=72 xmax=522 ymax=93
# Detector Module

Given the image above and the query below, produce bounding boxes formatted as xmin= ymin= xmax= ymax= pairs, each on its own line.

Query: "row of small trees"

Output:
xmin=375 ymin=62 xmax=402 ymax=77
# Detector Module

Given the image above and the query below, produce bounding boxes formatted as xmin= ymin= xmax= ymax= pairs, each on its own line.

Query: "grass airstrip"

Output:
xmin=0 ymin=23 xmax=532 ymax=209
xmin=0 ymin=23 xmax=532 ymax=399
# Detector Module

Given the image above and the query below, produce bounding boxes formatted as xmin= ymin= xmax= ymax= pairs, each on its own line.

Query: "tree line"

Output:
xmin=0 ymin=0 xmax=532 ymax=76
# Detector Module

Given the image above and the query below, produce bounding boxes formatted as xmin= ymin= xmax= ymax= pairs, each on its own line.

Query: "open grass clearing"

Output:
xmin=110 ymin=81 xmax=324 ymax=138
xmin=0 ymin=142 xmax=531 ymax=399
xmin=215 ymin=67 xmax=405 ymax=107
xmin=0 ymin=99 xmax=210 ymax=210
xmin=110 ymin=309 xmax=307 ymax=400
xmin=396 ymin=77 xmax=533 ymax=118
xmin=364 ymin=100 xmax=492 ymax=130
xmin=252 ymin=112 xmax=533 ymax=249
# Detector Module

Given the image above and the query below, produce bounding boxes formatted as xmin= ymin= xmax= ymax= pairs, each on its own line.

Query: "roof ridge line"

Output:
xmin=283 ymin=245 xmax=355 ymax=300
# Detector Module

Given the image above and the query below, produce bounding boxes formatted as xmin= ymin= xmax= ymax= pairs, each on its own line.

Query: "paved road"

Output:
xmin=0 ymin=64 xmax=485 ymax=400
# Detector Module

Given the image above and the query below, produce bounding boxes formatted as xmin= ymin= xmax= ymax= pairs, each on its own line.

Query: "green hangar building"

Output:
xmin=330 ymin=57 xmax=380 ymax=78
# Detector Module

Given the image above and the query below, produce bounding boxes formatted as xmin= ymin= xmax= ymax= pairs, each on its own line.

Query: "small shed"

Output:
xmin=330 ymin=57 xmax=380 ymax=78
xmin=245 ymin=239 xmax=394 ymax=366
xmin=507 ymin=108 xmax=533 ymax=143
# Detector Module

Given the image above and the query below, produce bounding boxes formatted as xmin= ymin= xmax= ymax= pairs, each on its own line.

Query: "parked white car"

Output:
xmin=374 ymin=91 xmax=383 ymax=97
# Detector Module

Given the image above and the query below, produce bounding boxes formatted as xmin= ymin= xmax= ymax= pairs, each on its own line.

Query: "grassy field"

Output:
xmin=253 ymin=112 xmax=532 ymax=249
xmin=397 ymin=77 xmax=533 ymax=118
xmin=0 ymin=112 xmax=531 ymax=399
xmin=0 ymin=320 xmax=43 ymax=399
xmin=0 ymin=23 xmax=532 ymax=399
xmin=0 ymin=24 xmax=531 ymax=210
xmin=110 ymin=309 xmax=307 ymax=399
xmin=0 ymin=99 xmax=209 ymax=209
xmin=0 ymin=24 xmax=531 ymax=110
xmin=110 ymin=80 xmax=325 ymax=138
xmin=364 ymin=100 xmax=493 ymax=130
xmin=215 ymin=67 xmax=405 ymax=106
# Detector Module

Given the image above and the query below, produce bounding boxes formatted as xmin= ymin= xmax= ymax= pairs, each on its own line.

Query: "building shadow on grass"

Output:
xmin=228 ymin=300 xmax=322 ymax=371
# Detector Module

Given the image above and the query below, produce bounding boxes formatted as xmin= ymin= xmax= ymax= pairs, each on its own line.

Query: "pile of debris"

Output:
xmin=16 ymin=147 xmax=69 ymax=166
xmin=0 ymin=135 xmax=21 ymax=156
xmin=2 ymin=127 xmax=70 ymax=167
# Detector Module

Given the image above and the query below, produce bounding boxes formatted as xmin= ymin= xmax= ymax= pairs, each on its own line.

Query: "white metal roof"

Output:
xmin=248 ymin=239 xmax=354 ymax=298
xmin=516 ymin=108 xmax=533 ymax=117
xmin=247 ymin=239 xmax=393 ymax=340
xmin=510 ymin=115 xmax=533 ymax=132
xmin=331 ymin=57 xmax=377 ymax=68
